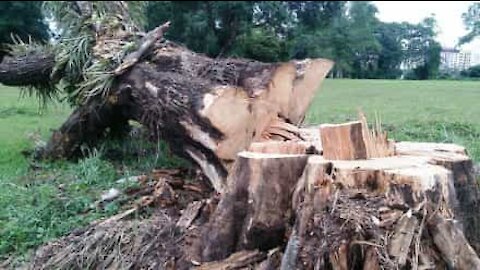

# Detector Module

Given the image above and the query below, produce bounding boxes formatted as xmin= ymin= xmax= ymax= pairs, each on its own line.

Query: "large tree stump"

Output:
xmin=198 ymin=120 xmax=480 ymax=270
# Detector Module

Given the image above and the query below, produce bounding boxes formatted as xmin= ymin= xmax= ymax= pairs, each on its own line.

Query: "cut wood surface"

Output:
xmin=123 ymin=52 xmax=333 ymax=193
xmin=320 ymin=121 xmax=367 ymax=160
xmin=319 ymin=115 xmax=394 ymax=160
xmin=247 ymin=141 xmax=307 ymax=155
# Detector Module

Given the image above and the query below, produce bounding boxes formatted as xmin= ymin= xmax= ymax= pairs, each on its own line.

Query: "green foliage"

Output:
xmin=0 ymin=152 xmax=119 ymax=257
xmin=462 ymin=64 xmax=480 ymax=78
xmin=146 ymin=1 xmax=256 ymax=57
xmin=38 ymin=2 xmax=148 ymax=105
xmin=0 ymin=1 xmax=49 ymax=60
xmin=232 ymin=27 xmax=285 ymax=62
xmin=145 ymin=1 xmax=440 ymax=79
xmin=460 ymin=2 xmax=480 ymax=45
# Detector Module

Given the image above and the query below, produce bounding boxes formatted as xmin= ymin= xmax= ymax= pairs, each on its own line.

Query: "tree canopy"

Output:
xmin=145 ymin=1 xmax=441 ymax=79
xmin=460 ymin=2 xmax=480 ymax=45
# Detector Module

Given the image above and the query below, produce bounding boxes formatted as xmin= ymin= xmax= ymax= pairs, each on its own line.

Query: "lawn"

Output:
xmin=306 ymin=79 xmax=480 ymax=161
xmin=0 ymin=79 xmax=479 ymax=260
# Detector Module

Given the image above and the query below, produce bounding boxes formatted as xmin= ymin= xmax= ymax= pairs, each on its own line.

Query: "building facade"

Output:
xmin=440 ymin=47 xmax=480 ymax=71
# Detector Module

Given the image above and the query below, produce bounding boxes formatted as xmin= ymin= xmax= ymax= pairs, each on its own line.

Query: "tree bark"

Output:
xmin=200 ymin=150 xmax=308 ymax=261
xmin=0 ymin=53 xmax=55 ymax=86
xmin=35 ymin=90 xmax=132 ymax=160
xmin=113 ymin=42 xmax=332 ymax=192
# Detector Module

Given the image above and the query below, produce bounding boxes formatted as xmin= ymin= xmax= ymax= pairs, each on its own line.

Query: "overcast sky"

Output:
xmin=373 ymin=1 xmax=480 ymax=52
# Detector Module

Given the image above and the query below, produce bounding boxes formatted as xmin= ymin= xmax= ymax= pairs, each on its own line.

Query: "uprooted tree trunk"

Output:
xmin=0 ymin=38 xmax=333 ymax=192
xmin=0 ymin=1 xmax=336 ymax=193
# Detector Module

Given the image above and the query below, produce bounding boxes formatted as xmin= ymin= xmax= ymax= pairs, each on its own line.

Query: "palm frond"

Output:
xmin=38 ymin=1 xmax=148 ymax=106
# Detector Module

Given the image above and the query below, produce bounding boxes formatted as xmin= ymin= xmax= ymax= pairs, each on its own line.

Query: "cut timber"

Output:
xmin=320 ymin=121 xmax=367 ymax=160
xmin=199 ymin=132 xmax=480 ymax=268
xmin=395 ymin=141 xmax=480 ymax=251
xmin=320 ymin=117 xmax=394 ymax=161
xmin=248 ymin=141 xmax=307 ymax=155
xmin=200 ymin=151 xmax=308 ymax=261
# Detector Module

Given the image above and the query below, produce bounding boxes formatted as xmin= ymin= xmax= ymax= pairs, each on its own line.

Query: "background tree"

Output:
xmin=460 ymin=2 xmax=480 ymax=45
xmin=402 ymin=17 xmax=441 ymax=80
xmin=0 ymin=1 xmax=49 ymax=61
xmin=372 ymin=22 xmax=405 ymax=79
xmin=144 ymin=1 xmax=441 ymax=79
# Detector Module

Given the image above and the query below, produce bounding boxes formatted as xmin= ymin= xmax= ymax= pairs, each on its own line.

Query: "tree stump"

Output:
xmin=198 ymin=120 xmax=480 ymax=270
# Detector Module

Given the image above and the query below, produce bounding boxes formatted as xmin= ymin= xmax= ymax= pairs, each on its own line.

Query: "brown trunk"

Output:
xmin=200 ymin=151 xmax=308 ymax=261
xmin=0 ymin=53 xmax=56 ymax=86
xmin=2 ymin=41 xmax=333 ymax=192
xmin=35 ymin=92 xmax=132 ymax=159
xmin=113 ymin=42 xmax=332 ymax=192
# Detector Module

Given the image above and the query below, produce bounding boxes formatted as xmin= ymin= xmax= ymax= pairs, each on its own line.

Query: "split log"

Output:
xmin=200 ymin=151 xmax=308 ymax=261
xmin=319 ymin=117 xmax=394 ymax=160
xmin=320 ymin=121 xmax=368 ymax=160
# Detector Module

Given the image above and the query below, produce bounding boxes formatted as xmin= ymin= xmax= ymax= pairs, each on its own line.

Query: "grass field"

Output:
xmin=0 ymin=79 xmax=479 ymax=260
xmin=307 ymin=79 xmax=480 ymax=161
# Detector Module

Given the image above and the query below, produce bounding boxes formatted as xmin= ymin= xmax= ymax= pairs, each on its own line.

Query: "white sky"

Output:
xmin=373 ymin=1 xmax=480 ymax=52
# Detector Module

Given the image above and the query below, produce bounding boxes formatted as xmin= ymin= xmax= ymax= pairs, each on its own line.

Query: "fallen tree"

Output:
xmin=2 ymin=2 xmax=480 ymax=269
xmin=0 ymin=1 xmax=332 ymax=192
xmin=21 ymin=119 xmax=480 ymax=270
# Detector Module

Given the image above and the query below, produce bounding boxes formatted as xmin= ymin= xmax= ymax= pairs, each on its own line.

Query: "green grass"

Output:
xmin=0 ymin=85 xmax=187 ymax=261
xmin=0 ymin=79 xmax=479 ymax=260
xmin=306 ymin=79 xmax=480 ymax=161
xmin=0 ymin=87 xmax=69 ymax=177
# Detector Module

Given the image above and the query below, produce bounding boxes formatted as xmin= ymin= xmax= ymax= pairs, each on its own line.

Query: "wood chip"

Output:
xmin=176 ymin=201 xmax=204 ymax=230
